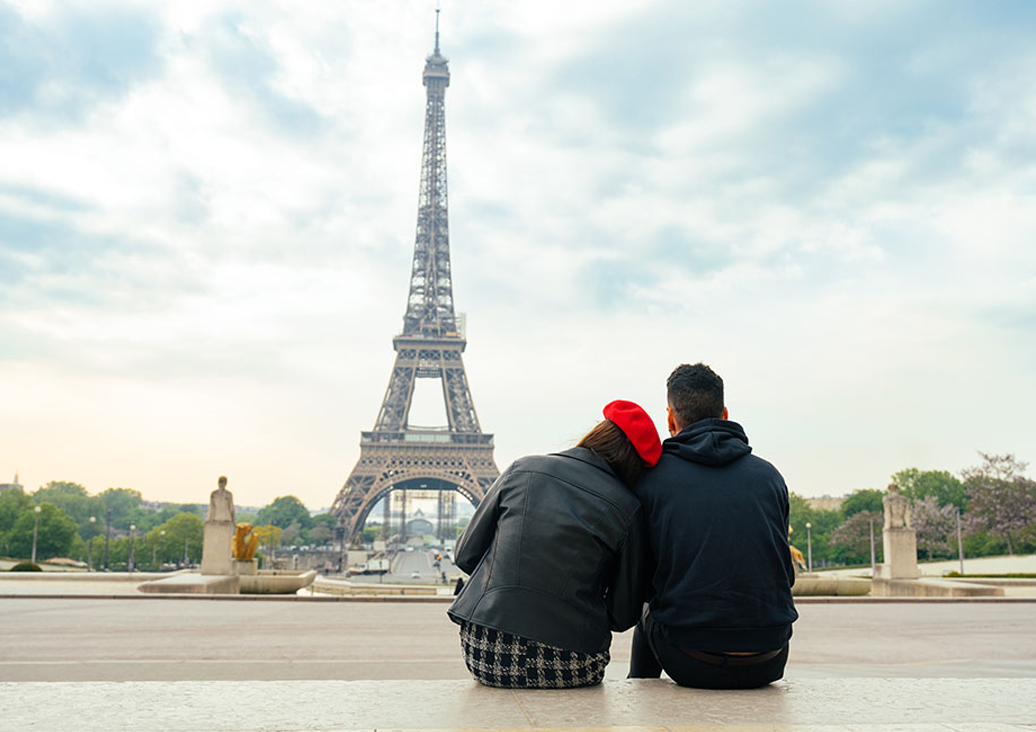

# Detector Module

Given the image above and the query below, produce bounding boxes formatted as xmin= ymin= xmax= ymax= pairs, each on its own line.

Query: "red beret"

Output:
xmin=603 ymin=399 xmax=662 ymax=467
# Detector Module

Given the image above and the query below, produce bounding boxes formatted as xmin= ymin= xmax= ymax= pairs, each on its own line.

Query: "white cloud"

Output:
xmin=2 ymin=0 xmax=1035 ymax=509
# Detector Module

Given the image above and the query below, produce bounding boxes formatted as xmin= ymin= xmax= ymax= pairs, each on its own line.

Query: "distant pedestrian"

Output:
xmin=448 ymin=400 xmax=659 ymax=689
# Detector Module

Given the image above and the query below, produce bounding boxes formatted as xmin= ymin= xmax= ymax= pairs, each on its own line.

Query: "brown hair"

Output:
xmin=577 ymin=419 xmax=648 ymax=488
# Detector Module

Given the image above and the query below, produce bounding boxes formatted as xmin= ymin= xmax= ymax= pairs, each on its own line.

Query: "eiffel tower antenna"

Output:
xmin=332 ymin=15 xmax=499 ymax=544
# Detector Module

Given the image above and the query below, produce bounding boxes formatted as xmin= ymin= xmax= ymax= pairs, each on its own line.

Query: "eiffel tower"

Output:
xmin=331 ymin=16 xmax=499 ymax=543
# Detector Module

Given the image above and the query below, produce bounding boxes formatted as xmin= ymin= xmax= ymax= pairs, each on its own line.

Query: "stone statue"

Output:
xmin=883 ymin=483 xmax=911 ymax=530
xmin=208 ymin=475 xmax=235 ymax=524
xmin=876 ymin=482 xmax=920 ymax=581
xmin=233 ymin=524 xmax=260 ymax=561
xmin=201 ymin=475 xmax=235 ymax=575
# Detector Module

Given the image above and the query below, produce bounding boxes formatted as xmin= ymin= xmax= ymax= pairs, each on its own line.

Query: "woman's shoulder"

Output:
xmin=509 ymin=448 xmax=603 ymax=476
xmin=510 ymin=449 xmax=637 ymax=505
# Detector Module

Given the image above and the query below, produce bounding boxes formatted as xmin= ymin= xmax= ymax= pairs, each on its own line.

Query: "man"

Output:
xmin=629 ymin=363 xmax=797 ymax=689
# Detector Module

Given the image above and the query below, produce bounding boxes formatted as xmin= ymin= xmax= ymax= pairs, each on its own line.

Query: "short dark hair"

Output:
xmin=577 ymin=420 xmax=647 ymax=488
xmin=667 ymin=363 xmax=724 ymax=426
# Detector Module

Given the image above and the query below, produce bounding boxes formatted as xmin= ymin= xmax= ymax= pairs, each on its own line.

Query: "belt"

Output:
xmin=679 ymin=647 xmax=783 ymax=667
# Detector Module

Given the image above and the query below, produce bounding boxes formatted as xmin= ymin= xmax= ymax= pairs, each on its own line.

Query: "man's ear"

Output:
xmin=666 ymin=406 xmax=678 ymax=437
xmin=721 ymin=406 xmax=729 ymax=420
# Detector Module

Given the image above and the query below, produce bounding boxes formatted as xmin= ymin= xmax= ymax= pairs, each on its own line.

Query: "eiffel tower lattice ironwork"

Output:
xmin=332 ymin=19 xmax=499 ymax=543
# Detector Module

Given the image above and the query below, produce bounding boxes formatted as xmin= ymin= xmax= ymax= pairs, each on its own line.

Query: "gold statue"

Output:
xmin=233 ymin=523 xmax=260 ymax=561
xmin=787 ymin=525 xmax=807 ymax=573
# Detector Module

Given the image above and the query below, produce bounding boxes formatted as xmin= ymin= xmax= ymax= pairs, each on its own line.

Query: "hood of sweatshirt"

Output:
xmin=662 ymin=418 xmax=752 ymax=467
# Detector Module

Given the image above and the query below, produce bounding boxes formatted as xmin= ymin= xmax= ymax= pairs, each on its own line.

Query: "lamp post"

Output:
xmin=88 ymin=516 xmax=97 ymax=571
xmin=805 ymin=522 xmax=813 ymax=574
xmin=869 ymin=517 xmax=877 ymax=577
xmin=956 ymin=508 xmax=965 ymax=576
xmin=31 ymin=505 xmax=42 ymax=564
xmin=183 ymin=536 xmax=189 ymax=567
xmin=104 ymin=507 xmax=112 ymax=570
xmin=128 ymin=524 xmax=136 ymax=572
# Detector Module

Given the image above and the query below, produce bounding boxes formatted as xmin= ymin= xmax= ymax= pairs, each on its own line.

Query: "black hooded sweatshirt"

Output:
xmin=635 ymin=418 xmax=798 ymax=652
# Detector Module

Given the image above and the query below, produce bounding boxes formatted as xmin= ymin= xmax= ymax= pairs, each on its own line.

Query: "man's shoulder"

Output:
xmin=637 ymin=451 xmax=786 ymax=495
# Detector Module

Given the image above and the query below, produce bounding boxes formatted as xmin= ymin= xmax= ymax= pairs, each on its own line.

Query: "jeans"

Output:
xmin=628 ymin=611 xmax=788 ymax=689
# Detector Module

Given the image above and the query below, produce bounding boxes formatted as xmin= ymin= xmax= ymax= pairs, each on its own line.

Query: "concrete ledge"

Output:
xmin=1 ymin=678 xmax=1034 ymax=731
xmin=950 ymin=576 xmax=1036 ymax=587
xmin=137 ymin=574 xmax=239 ymax=594
xmin=791 ymin=575 xmax=871 ymax=596
xmin=240 ymin=569 xmax=318 ymax=594
xmin=872 ymin=577 xmax=1005 ymax=597
xmin=313 ymin=577 xmax=442 ymax=596
xmin=0 ymin=570 xmax=178 ymax=581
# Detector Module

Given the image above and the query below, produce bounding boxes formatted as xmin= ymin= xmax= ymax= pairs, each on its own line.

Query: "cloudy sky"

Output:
xmin=1 ymin=0 xmax=1034 ymax=511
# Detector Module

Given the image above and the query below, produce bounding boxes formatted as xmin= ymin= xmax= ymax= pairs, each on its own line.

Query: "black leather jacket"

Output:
xmin=447 ymin=447 xmax=650 ymax=654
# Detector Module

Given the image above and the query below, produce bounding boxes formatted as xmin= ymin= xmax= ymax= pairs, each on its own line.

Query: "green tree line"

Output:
xmin=0 ymin=483 xmax=339 ymax=568
xmin=789 ymin=452 xmax=1036 ymax=568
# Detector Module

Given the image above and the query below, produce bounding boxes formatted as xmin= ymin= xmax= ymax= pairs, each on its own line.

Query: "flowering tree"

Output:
xmin=911 ymin=496 xmax=957 ymax=560
xmin=961 ymin=453 xmax=1036 ymax=555
xmin=830 ymin=510 xmax=882 ymax=565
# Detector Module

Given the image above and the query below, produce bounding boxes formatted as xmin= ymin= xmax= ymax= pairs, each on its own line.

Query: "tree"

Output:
xmin=7 ymin=503 xmax=78 ymax=560
xmin=253 ymin=524 xmax=283 ymax=552
xmin=892 ymin=468 xmax=966 ymax=510
xmin=99 ymin=487 xmax=144 ymax=529
xmin=303 ymin=513 xmax=336 ymax=545
xmin=911 ymin=496 xmax=957 ymax=560
xmin=830 ymin=510 xmax=882 ymax=565
xmin=962 ymin=453 xmax=1036 ymax=555
xmin=962 ymin=452 xmax=1028 ymax=484
xmin=308 ymin=524 xmax=331 ymax=545
xmin=0 ymin=487 xmax=32 ymax=532
xmin=841 ymin=489 xmax=884 ymax=519
xmin=150 ymin=513 xmax=204 ymax=565
xmin=280 ymin=522 xmax=303 ymax=547
xmin=786 ymin=492 xmax=842 ymax=567
xmin=256 ymin=496 xmax=312 ymax=530
xmin=0 ymin=488 xmax=33 ymax=555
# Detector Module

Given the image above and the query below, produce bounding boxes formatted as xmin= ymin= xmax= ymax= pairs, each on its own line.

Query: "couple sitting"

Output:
xmin=447 ymin=362 xmax=798 ymax=689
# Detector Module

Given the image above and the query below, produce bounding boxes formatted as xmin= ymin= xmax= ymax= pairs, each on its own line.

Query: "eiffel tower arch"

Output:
xmin=332 ymin=16 xmax=499 ymax=543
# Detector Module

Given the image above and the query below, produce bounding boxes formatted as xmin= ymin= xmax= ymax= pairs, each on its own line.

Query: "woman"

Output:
xmin=447 ymin=400 xmax=662 ymax=688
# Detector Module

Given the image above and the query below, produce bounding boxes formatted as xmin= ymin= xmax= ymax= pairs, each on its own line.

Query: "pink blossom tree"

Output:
xmin=911 ymin=496 xmax=956 ymax=560
xmin=961 ymin=453 xmax=1036 ymax=555
xmin=830 ymin=510 xmax=882 ymax=565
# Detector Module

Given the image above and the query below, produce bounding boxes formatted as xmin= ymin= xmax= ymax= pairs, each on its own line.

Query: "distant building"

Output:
xmin=808 ymin=495 xmax=845 ymax=512
xmin=0 ymin=473 xmax=24 ymax=494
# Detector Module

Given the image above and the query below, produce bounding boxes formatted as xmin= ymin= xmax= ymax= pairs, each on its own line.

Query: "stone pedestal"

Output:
xmin=232 ymin=559 xmax=258 ymax=576
xmin=201 ymin=520 xmax=234 ymax=575
xmin=877 ymin=527 xmax=920 ymax=579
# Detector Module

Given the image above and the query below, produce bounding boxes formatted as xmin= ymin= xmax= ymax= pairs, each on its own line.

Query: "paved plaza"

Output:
xmin=3 ymin=567 xmax=1036 ymax=730
xmin=2 ymin=596 xmax=1036 ymax=682
xmin=3 ymin=677 xmax=1036 ymax=732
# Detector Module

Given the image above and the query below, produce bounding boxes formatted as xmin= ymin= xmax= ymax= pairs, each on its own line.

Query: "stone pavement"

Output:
xmin=4 ymin=597 xmax=1036 ymax=682
xmin=3 ymin=591 xmax=1036 ymax=730
xmin=1 ymin=678 xmax=1035 ymax=731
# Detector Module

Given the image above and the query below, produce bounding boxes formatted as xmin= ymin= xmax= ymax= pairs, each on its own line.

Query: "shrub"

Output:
xmin=9 ymin=562 xmax=42 ymax=572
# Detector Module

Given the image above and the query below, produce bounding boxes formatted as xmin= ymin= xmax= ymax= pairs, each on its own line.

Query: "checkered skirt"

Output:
xmin=459 ymin=621 xmax=609 ymax=688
